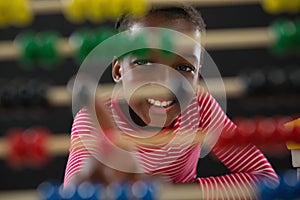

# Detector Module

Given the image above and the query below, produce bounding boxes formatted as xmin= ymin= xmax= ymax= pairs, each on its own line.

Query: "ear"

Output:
xmin=112 ymin=57 xmax=122 ymax=83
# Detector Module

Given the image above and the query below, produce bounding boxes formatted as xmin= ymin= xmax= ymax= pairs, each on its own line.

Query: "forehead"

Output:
xmin=121 ymin=13 xmax=202 ymax=62
xmin=135 ymin=12 xmax=197 ymax=31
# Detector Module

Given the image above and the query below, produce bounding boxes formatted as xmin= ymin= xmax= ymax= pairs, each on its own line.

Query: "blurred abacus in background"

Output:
xmin=0 ymin=0 xmax=300 ymax=199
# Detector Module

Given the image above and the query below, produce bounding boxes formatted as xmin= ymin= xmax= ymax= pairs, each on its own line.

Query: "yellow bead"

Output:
xmin=286 ymin=0 xmax=300 ymax=13
xmin=10 ymin=0 xmax=33 ymax=27
xmin=0 ymin=1 xmax=9 ymax=27
xmin=62 ymin=0 xmax=86 ymax=23
xmin=109 ymin=0 xmax=124 ymax=19
xmin=262 ymin=0 xmax=282 ymax=14
xmin=86 ymin=0 xmax=106 ymax=23
xmin=128 ymin=0 xmax=147 ymax=17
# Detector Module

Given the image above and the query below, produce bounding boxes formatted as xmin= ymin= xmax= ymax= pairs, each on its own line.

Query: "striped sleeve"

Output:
xmin=197 ymin=90 xmax=279 ymax=199
xmin=64 ymin=108 xmax=100 ymax=186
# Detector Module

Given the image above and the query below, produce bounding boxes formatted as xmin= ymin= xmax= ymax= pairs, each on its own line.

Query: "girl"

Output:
xmin=64 ymin=4 xmax=278 ymax=199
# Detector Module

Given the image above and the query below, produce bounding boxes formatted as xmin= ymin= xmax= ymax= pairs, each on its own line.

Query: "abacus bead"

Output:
xmin=107 ymin=182 xmax=130 ymax=200
xmin=274 ymin=117 xmax=293 ymax=143
xmin=117 ymin=34 xmax=131 ymax=56
xmin=266 ymin=67 xmax=287 ymax=93
xmin=62 ymin=0 xmax=86 ymax=23
xmin=10 ymin=0 xmax=33 ymax=27
xmin=129 ymin=0 xmax=147 ymax=17
xmin=15 ymin=32 xmax=39 ymax=66
xmin=132 ymin=180 xmax=156 ymax=200
xmin=96 ymin=28 xmax=115 ymax=43
xmin=288 ymin=67 xmax=300 ymax=93
xmin=88 ymin=0 xmax=106 ymax=22
xmin=0 ymin=1 xmax=9 ymax=27
xmin=278 ymin=170 xmax=298 ymax=199
xmin=285 ymin=0 xmax=300 ymax=13
xmin=37 ymin=182 xmax=60 ymax=200
xmin=247 ymin=69 xmax=267 ymax=95
xmin=133 ymin=33 xmax=147 ymax=48
xmin=293 ymin=19 xmax=300 ymax=53
xmin=295 ymin=180 xmax=300 ymax=198
xmin=160 ymin=30 xmax=174 ymax=52
xmin=0 ymin=85 xmax=18 ymax=107
xmin=37 ymin=32 xmax=61 ymax=66
xmin=270 ymin=19 xmax=296 ymax=55
xmin=70 ymin=29 xmax=97 ymax=62
xmin=6 ymin=128 xmax=27 ymax=168
xmin=258 ymin=179 xmax=279 ymax=200
xmin=291 ymin=124 xmax=300 ymax=143
xmin=17 ymin=84 xmax=35 ymax=106
xmin=77 ymin=182 xmax=102 ymax=200
xmin=25 ymin=127 xmax=50 ymax=167
xmin=58 ymin=184 xmax=76 ymax=200
xmin=255 ymin=117 xmax=276 ymax=145
xmin=109 ymin=0 xmax=124 ymax=19
xmin=235 ymin=118 xmax=256 ymax=144
xmin=262 ymin=0 xmax=282 ymax=14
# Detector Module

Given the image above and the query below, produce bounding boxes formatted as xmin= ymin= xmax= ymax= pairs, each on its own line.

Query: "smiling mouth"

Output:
xmin=146 ymin=98 xmax=176 ymax=108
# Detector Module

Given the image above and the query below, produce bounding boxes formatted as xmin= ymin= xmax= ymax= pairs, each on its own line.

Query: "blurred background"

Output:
xmin=0 ymin=0 xmax=299 ymax=192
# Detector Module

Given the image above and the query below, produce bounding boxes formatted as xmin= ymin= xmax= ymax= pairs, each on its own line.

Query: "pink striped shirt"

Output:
xmin=64 ymin=87 xmax=278 ymax=199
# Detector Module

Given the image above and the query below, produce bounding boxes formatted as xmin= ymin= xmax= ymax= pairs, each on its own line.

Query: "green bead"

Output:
xmin=160 ymin=30 xmax=175 ymax=59
xmin=15 ymin=31 xmax=39 ymax=67
xmin=95 ymin=28 xmax=115 ymax=44
xmin=160 ymin=30 xmax=174 ymax=51
xmin=293 ymin=19 xmax=300 ymax=54
xmin=270 ymin=19 xmax=297 ymax=55
xmin=93 ymin=28 xmax=116 ymax=59
xmin=132 ymin=33 xmax=149 ymax=56
xmin=36 ymin=31 xmax=61 ymax=67
xmin=70 ymin=29 xmax=97 ymax=62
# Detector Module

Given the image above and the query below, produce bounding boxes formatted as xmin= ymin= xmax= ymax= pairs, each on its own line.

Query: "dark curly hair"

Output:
xmin=115 ymin=3 xmax=206 ymax=32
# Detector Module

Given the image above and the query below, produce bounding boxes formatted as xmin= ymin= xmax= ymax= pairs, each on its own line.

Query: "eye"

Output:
xmin=175 ymin=64 xmax=195 ymax=73
xmin=133 ymin=59 xmax=153 ymax=66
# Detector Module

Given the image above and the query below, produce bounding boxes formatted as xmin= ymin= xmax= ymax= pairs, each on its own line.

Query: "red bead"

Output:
xmin=274 ymin=116 xmax=293 ymax=143
xmin=255 ymin=117 xmax=276 ymax=145
xmin=23 ymin=126 xmax=50 ymax=168
xmin=290 ymin=123 xmax=300 ymax=143
xmin=6 ymin=128 xmax=26 ymax=169
xmin=6 ymin=126 xmax=50 ymax=169
xmin=235 ymin=118 xmax=257 ymax=145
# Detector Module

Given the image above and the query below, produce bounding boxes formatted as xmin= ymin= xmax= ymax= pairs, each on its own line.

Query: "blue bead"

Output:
xmin=294 ymin=179 xmax=300 ymax=198
xmin=77 ymin=182 xmax=102 ymax=200
xmin=107 ymin=181 xmax=131 ymax=200
xmin=131 ymin=180 xmax=156 ymax=200
xmin=37 ymin=181 xmax=60 ymax=200
xmin=258 ymin=179 xmax=279 ymax=200
xmin=58 ymin=184 xmax=77 ymax=200
xmin=278 ymin=170 xmax=298 ymax=200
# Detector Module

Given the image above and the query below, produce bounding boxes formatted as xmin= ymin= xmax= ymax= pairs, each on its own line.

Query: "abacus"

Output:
xmin=0 ymin=0 xmax=300 ymax=199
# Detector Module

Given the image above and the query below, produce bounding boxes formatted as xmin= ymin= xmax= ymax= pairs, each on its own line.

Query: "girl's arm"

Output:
xmin=197 ymin=89 xmax=279 ymax=199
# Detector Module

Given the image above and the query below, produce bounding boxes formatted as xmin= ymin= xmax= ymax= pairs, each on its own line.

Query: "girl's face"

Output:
xmin=112 ymin=14 xmax=202 ymax=128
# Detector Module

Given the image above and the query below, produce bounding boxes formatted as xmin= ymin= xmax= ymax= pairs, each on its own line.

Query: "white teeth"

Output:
xmin=147 ymin=98 xmax=173 ymax=107
xmin=161 ymin=101 xmax=168 ymax=107
xmin=154 ymin=100 xmax=161 ymax=106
